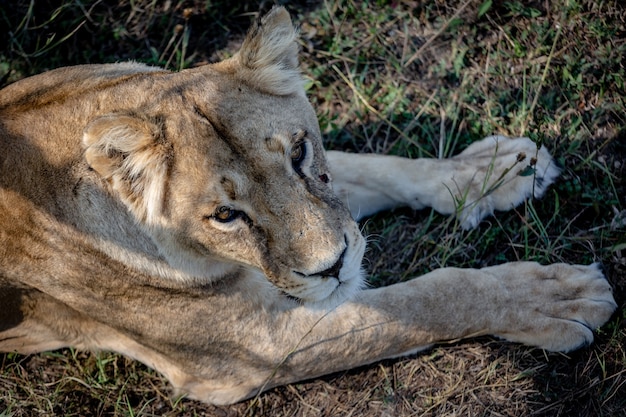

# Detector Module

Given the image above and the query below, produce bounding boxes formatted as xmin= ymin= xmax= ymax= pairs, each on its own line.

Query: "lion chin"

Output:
xmin=284 ymin=270 xmax=366 ymax=308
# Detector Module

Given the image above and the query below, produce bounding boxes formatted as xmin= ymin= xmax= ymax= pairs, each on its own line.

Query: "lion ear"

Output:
xmin=234 ymin=6 xmax=304 ymax=96
xmin=82 ymin=114 xmax=171 ymax=224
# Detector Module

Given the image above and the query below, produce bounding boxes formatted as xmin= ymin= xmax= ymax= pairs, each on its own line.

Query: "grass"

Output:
xmin=1 ymin=0 xmax=625 ymax=415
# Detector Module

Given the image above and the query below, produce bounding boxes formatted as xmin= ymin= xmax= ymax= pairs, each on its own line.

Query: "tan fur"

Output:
xmin=0 ymin=7 xmax=616 ymax=405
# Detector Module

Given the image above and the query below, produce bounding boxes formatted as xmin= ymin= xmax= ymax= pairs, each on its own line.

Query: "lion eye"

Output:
xmin=213 ymin=206 xmax=239 ymax=223
xmin=291 ymin=142 xmax=306 ymax=167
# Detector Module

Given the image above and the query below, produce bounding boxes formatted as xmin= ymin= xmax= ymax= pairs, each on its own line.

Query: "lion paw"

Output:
xmin=449 ymin=136 xmax=561 ymax=229
xmin=489 ymin=262 xmax=617 ymax=352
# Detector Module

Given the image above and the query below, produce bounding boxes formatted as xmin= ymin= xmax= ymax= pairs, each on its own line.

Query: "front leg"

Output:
xmin=171 ymin=263 xmax=615 ymax=404
xmin=273 ymin=263 xmax=615 ymax=376
xmin=328 ymin=135 xmax=561 ymax=228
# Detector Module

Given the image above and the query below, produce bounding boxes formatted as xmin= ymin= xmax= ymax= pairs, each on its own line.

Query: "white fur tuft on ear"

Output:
xmin=234 ymin=6 xmax=304 ymax=96
xmin=82 ymin=114 xmax=171 ymax=224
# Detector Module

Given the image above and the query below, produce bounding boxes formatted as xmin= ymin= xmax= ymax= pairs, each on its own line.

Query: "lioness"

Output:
xmin=0 ymin=7 xmax=616 ymax=405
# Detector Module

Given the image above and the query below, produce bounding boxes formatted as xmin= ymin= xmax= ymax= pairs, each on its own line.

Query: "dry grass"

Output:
xmin=1 ymin=0 xmax=625 ymax=416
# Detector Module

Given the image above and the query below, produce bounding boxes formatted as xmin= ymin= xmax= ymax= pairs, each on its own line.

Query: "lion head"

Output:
xmin=80 ymin=7 xmax=366 ymax=305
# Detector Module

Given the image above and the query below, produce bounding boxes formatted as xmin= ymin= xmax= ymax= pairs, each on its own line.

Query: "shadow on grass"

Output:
xmin=0 ymin=0 xmax=320 ymax=84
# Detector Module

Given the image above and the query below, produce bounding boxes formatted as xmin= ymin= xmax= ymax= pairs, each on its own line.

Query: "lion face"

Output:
xmin=81 ymin=8 xmax=366 ymax=304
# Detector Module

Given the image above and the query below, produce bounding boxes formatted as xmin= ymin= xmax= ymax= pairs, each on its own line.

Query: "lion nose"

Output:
xmin=313 ymin=246 xmax=346 ymax=279
xmin=293 ymin=247 xmax=346 ymax=279
xmin=293 ymin=236 xmax=349 ymax=279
